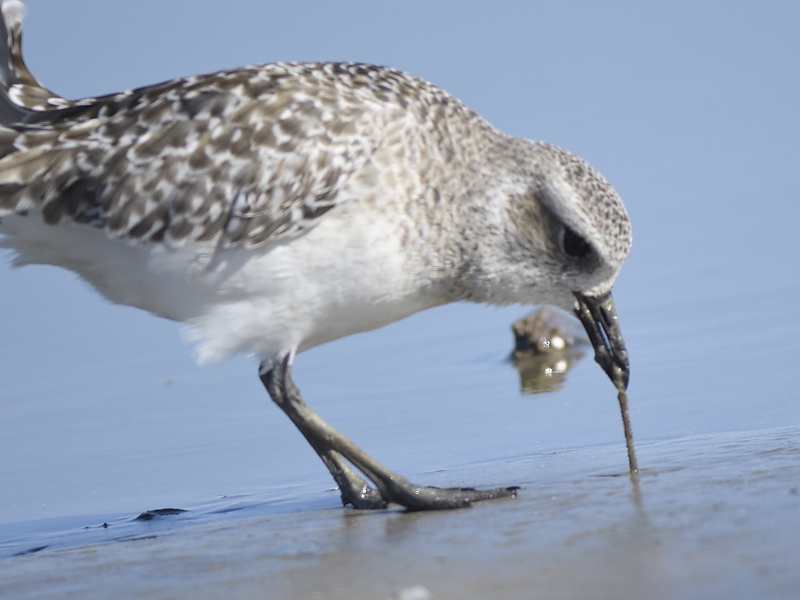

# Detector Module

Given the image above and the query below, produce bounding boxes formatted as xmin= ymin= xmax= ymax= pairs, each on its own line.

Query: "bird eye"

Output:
xmin=561 ymin=226 xmax=591 ymax=258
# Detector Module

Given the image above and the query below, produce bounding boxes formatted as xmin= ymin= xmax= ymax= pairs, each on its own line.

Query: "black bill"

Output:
xmin=573 ymin=291 xmax=630 ymax=391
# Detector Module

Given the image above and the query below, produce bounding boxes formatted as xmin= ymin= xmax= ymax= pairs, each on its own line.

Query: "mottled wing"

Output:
xmin=0 ymin=63 xmax=388 ymax=249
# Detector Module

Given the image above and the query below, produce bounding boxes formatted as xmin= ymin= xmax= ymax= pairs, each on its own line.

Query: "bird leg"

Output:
xmin=259 ymin=355 xmax=519 ymax=511
xmin=287 ymin=418 xmax=388 ymax=509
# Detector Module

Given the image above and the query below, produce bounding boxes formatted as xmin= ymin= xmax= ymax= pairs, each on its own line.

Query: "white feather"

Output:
xmin=1 ymin=0 xmax=25 ymax=30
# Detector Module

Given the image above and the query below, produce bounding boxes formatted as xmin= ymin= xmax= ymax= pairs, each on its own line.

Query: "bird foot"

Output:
xmin=347 ymin=475 xmax=520 ymax=511
xmin=381 ymin=482 xmax=520 ymax=511
xmin=338 ymin=482 xmax=388 ymax=510
xmin=338 ymin=474 xmax=519 ymax=511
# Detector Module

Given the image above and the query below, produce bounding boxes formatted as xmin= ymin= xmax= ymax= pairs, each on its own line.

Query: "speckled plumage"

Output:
xmin=0 ymin=3 xmax=633 ymax=509
xmin=0 ymin=12 xmax=629 ymax=261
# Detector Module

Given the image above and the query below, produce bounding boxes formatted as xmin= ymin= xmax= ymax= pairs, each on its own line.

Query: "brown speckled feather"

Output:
xmin=0 ymin=62 xmax=468 ymax=248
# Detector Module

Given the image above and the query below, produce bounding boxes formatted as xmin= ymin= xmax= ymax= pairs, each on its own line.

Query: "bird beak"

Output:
xmin=573 ymin=290 xmax=630 ymax=390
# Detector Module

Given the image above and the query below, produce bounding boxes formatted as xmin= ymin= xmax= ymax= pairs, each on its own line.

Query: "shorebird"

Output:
xmin=0 ymin=2 xmax=631 ymax=510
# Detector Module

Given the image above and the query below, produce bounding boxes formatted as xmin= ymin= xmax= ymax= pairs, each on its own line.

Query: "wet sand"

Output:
xmin=3 ymin=426 xmax=799 ymax=600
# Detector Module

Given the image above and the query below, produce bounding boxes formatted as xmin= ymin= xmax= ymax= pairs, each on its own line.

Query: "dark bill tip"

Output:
xmin=573 ymin=290 xmax=630 ymax=390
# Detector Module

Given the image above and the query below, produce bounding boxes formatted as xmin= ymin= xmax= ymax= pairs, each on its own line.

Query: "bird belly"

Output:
xmin=185 ymin=205 xmax=441 ymax=365
xmin=1 ymin=203 xmax=440 ymax=366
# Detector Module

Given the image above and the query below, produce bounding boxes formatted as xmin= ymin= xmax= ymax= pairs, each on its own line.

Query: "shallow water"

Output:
xmin=2 ymin=1 xmax=800 ymax=599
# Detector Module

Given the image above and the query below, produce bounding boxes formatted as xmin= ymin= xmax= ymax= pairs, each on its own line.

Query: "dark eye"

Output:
xmin=561 ymin=226 xmax=591 ymax=258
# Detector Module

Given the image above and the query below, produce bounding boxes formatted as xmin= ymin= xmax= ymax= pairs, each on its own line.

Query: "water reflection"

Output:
xmin=509 ymin=307 xmax=589 ymax=395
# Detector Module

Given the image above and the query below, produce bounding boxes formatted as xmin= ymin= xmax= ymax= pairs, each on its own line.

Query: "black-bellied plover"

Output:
xmin=0 ymin=2 xmax=631 ymax=510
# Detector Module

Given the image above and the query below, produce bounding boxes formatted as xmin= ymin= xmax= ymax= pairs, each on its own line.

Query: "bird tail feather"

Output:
xmin=0 ymin=0 xmax=70 ymax=123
